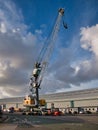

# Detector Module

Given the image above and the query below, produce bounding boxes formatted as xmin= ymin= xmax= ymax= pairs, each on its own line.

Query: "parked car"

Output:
xmin=52 ymin=108 xmax=62 ymax=116
xmin=79 ymin=110 xmax=85 ymax=114
xmin=9 ymin=107 xmax=14 ymax=113
xmin=53 ymin=110 xmax=62 ymax=116
xmin=41 ymin=108 xmax=51 ymax=115
xmin=32 ymin=110 xmax=42 ymax=115
xmin=85 ymin=111 xmax=92 ymax=114
xmin=0 ymin=110 xmax=3 ymax=118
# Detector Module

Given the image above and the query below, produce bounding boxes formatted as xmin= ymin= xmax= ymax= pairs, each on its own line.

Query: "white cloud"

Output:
xmin=0 ymin=0 xmax=42 ymax=98
xmin=0 ymin=0 xmax=27 ymax=36
xmin=0 ymin=86 xmax=29 ymax=99
xmin=45 ymin=24 xmax=98 ymax=93
xmin=0 ymin=87 xmax=11 ymax=98
xmin=0 ymin=22 xmax=7 ymax=33
xmin=35 ymin=29 xmax=42 ymax=34
xmin=80 ymin=24 xmax=98 ymax=56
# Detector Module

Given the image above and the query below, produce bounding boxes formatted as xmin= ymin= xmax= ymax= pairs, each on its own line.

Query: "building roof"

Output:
xmin=40 ymin=87 xmax=98 ymax=101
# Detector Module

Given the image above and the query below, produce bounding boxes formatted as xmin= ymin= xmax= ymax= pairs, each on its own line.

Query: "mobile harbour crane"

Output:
xmin=23 ymin=8 xmax=67 ymax=111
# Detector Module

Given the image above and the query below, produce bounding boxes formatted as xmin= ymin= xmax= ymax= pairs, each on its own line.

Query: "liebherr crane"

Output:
xmin=23 ymin=8 xmax=67 ymax=109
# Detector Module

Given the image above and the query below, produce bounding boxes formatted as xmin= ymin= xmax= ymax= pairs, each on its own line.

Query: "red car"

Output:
xmin=52 ymin=108 xmax=62 ymax=116
xmin=53 ymin=111 xmax=61 ymax=116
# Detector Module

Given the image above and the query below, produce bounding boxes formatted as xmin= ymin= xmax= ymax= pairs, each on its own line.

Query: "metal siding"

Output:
xmin=0 ymin=88 xmax=98 ymax=109
xmin=74 ymin=99 xmax=98 ymax=107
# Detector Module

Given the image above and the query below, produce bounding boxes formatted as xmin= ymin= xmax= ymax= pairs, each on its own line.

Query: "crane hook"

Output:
xmin=63 ymin=21 xmax=68 ymax=29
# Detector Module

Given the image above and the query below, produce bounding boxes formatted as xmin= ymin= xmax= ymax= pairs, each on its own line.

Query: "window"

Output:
xmin=70 ymin=101 xmax=74 ymax=107
xmin=16 ymin=103 xmax=18 ymax=108
xmin=3 ymin=104 xmax=6 ymax=109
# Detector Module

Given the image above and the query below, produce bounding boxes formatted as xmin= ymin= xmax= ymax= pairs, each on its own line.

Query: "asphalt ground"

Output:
xmin=0 ymin=114 xmax=98 ymax=130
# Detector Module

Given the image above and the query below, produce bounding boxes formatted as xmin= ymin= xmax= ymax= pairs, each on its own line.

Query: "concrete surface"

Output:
xmin=0 ymin=124 xmax=51 ymax=130
xmin=0 ymin=115 xmax=98 ymax=130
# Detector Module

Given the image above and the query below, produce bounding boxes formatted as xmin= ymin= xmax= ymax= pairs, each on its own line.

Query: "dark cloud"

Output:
xmin=0 ymin=62 xmax=28 ymax=86
xmin=45 ymin=25 xmax=98 ymax=92
xmin=40 ymin=76 xmax=71 ymax=94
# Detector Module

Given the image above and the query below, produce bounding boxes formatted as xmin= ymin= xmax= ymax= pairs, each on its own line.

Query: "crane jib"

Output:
xmin=37 ymin=9 xmax=64 ymax=64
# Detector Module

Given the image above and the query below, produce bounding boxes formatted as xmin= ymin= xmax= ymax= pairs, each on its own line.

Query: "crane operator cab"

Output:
xmin=33 ymin=62 xmax=41 ymax=81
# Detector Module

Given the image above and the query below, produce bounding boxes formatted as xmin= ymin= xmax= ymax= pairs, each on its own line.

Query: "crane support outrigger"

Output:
xmin=23 ymin=8 xmax=67 ymax=110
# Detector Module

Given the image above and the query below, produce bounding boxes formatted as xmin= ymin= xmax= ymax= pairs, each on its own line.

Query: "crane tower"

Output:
xmin=23 ymin=8 xmax=66 ymax=109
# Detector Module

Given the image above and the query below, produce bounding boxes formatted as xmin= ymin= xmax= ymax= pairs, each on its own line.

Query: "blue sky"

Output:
xmin=14 ymin=0 xmax=98 ymax=37
xmin=0 ymin=0 xmax=98 ymax=98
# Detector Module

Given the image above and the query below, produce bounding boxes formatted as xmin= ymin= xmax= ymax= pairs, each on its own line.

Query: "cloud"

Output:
xmin=40 ymin=72 xmax=71 ymax=94
xmin=76 ymin=24 xmax=98 ymax=82
xmin=80 ymin=24 xmax=98 ymax=56
xmin=0 ymin=0 xmax=25 ymax=32
xmin=0 ymin=0 xmax=43 ymax=98
xmin=0 ymin=86 xmax=29 ymax=98
xmin=44 ymin=24 xmax=98 ymax=93
xmin=35 ymin=29 xmax=42 ymax=34
xmin=0 ymin=22 xmax=6 ymax=33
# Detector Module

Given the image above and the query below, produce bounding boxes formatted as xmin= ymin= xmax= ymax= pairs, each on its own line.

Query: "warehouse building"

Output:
xmin=0 ymin=88 xmax=98 ymax=113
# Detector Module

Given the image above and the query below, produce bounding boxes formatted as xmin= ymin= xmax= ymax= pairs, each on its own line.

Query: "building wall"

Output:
xmin=0 ymin=103 xmax=24 ymax=110
xmin=47 ymin=100 xmax=71 ymax=108
xmin=74 ymin=98 xmax=98 ymax=107
xmin=47 ymin=98 xmax=98 ymax=108
xmin=0 ymin=88 xmax=98 ymax=111
xmin=83 ymin=107 xmax=98 ymax=113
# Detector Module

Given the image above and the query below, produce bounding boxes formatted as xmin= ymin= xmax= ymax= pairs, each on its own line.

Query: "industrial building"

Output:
xmin=0 ymin=88 xmax=98 ymax=113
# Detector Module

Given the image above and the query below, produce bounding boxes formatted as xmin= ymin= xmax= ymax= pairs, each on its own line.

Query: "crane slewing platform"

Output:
xmin=23 ymin=8 xmax=67 ymax=109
